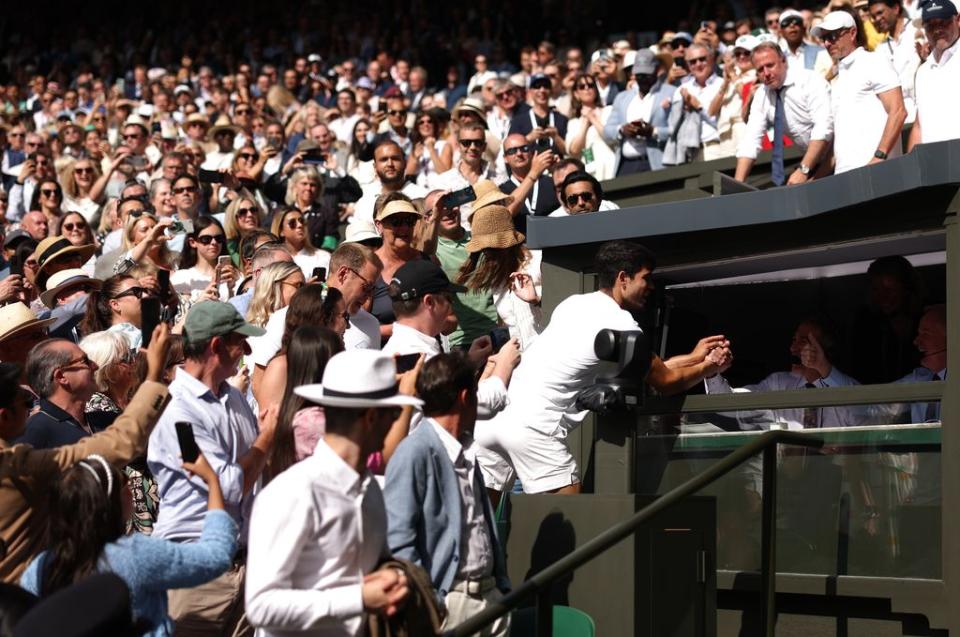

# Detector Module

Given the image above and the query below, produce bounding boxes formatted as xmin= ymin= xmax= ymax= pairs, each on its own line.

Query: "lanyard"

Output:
xmin=512 ymin=175 xmax=539 ymax=213
xmin=529 ymin=109 xmax=554 ymax=131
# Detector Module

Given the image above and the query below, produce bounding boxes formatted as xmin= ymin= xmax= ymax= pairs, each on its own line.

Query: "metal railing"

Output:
xmin=445 ymin=429 xmax=823 ymax=637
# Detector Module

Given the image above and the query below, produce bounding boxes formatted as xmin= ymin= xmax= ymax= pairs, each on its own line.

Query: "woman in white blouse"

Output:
xmin=456 ymin=204 xmax=543 ymax=351
xmin=171 ymin=216 xmax=239 ymax=305
xmin=60 ymin=154 xmax=127 ymax=222
xmin=565 ymin=72 xmax=616 ymax=181
xmin=406 ymin=110 xmax=453 ymax=187
xmin=270 ymin=205 xmax=331 ymax=279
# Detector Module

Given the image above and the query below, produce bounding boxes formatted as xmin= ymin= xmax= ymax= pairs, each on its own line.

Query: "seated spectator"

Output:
xmin=349 ymin=140 xmax=427 ymax=227
xmin=734 ymin=41 xmax=834 ymax=186
xmin=54 ymin=212 xmax=97 ymax=276
xmin=509 ymin=73 xmax=569 ymax=155
xmin=229 ymin=240 xmax=293 ymax=318
xmin=40 ymin=268 xmax=101 ymax=342
xmin=245 ymin=350 xmax=414 ymax=636
xmin=566 ymin=73 xmax=616 ymax=181
xmin=15 ymin=338 xmax=101 ymax=449
xmin=171 ymin=216 xmax=239 ymax=306
xmin=907 ymin=0 xmax=960 ymax=150
xmin=19 ymin=211 xmax=50 ymax=243
xmin=705 ymin=319 xmax=862 ymax=429
xmin=19 ymin=451 xmax=236 ymax=637
xmin=0 ymin=302 xmax=54 ymax=367
xmin=270 ymin=205 xmax=331 ymax=281
xmin=223 ymin=197 xmax=264 ymax=267
xmin=385 ymin=352 xmax=511 ymax=635
xmin=146 ymin=302 xmax=275 ymax=636
xmin=0 ymin=326 xmax=170 ymax=584
xmin=370 ymin=197 xmax=423 ymax=336
xmin=284 ymin=166 xmax=339 ymax=252
xmin=547 ymin=158 xmax=619 ymax=216
xmin=811 ymin=10 xmax=905 ymax=173
xmin=407 ymin=110 xmax=453 ymax=187
xmin=605 ymin=50 xmax=677 ymax=175
xmin=553 ymin=171 xmax=605 ymax=216
xmin=458 ymin=205 xmax=543 ymax=350
xmin=429 ymin=123 xmax=505 ymax=222
xmin=499 ymin=134 xmax=559 ymax=233
xmin=31 ymin=235 xmax=96 ymax=293
xmin=245 ymin=261 xmax=304 ymax=330
xmin=269 ymin=325 xmax=343 ymax=476
xmin=29 ymin=179 xmax=63 ymax=229
xmin=79 ymin=275 xmax=155 ymax=346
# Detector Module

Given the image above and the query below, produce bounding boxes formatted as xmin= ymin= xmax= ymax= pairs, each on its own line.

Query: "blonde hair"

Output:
xmin=224 ymin=195 xmax=261 ymax=241
xmin=59 ymin=159 xmax=104 ymax=200
xmin=284 ymin=166 xmax=325 ymax=207
xmin=270 ymin=205 xmax=317 ymax=254
xmin=122 ymin=212 xmax=174 ymax=267
xmin=79 ymin=331 xmax=131 ymax=393
xmin=246 ymin=261 xmax=303 ymax=327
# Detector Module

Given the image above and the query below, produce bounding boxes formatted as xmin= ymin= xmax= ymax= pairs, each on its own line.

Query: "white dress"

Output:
xmin=491 ymin=250 xmax=543 ymax=352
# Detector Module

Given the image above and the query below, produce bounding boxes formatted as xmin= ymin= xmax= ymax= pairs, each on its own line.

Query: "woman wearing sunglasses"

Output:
xmin=566 ymin=72 xmax=617 ymax=181
xmin=370 ymin=195 xmax=423 ymax=337
xmin=60 ymin=153 xmax=128 ymax=223
xmin=114 ymin=212 xmax=178 ymax=276
xmin=29 ymin=178 xmax=65 ymax=228
xmin=79 ymin=274 xmax=154 ymax=342
xmin=407 ymin=110 xmax=453 ymax=187
xmin=223 ymin=196 xmax=263 ymax=266
xmin=270 ymin=205 xmax=330 ymax=280
xmin=56 ymin=211 xmax=98 ymax=276
xmin=209 ymin=144 xmax=270 ymax=215
xmin=172 ymin=216 xmax=238 ymax=306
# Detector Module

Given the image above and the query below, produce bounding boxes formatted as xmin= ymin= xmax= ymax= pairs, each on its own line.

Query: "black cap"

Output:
xmin=389 ymin=260 xmax=467 ymax=301
xmin=922 ymin=0 xmax=958 ymax=20
xmin=3 ymin=229 xmax=31 ymax=249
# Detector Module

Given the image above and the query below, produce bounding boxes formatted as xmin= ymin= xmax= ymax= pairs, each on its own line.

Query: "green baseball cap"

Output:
xmin=182 ymin=301 xmax=266 ymax=344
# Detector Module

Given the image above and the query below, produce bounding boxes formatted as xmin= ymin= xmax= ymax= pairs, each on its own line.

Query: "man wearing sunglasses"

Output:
xmin=430 ymin=123 xmax=505 ymax=226
xmin=499 ymin=133 xmax=558 ymax=232
xmin=8 ymin=151 xmax=54 ymax=223
xmin=779 ymin=9 xmax=833 ymax=77
xmin=509 ymin=72 xmax=568 ymax=156
xmin=812 ymin=10 xmax=906 ymax=173
xmin=373 ymin=92 xmax=413 ymax=157
xmin=669 ymin=43 xmax=724 ymax=162
xmin=557 ymin=171 xmax=603 ymax=216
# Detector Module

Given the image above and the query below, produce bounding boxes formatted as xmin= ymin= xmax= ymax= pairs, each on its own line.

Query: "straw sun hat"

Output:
xmin=465 ymin=205 xmax=525 ymax=253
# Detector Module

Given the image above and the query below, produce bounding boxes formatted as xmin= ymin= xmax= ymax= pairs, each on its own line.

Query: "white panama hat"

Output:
xmin=295 ymin=350 xmax=424 ymax=409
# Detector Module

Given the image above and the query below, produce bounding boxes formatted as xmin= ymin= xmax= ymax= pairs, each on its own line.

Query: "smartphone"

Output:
xmin=378 ymin=100 xmax=388 ymax=113
xmin=439 ymin=186 xmax=477 ymax=209
xmin=140 ymin=297 xmax=162 ymax=348
xmin=301 ymin=149 xmax=326 ymax=164
xmin=166 ymin=220 xmax=185 ymax=237
xmin=700 ymin=20 xmax=711 ymax=31
xmin=534 ymin=136 xmax=553 ymax=152
xmin=157 ymin=268 xmax=170 ymax=298
xmin=197 ymin=168 xmax=224 ymax=183
xmin=8 ymin=254 xmax=22 ymax=277
xmin=395 ymin=353 xmax=420 ymax=373
xmin=490 ymin=327 xmax=511 ymax=354
xmin=175 ymin=422 xmax=201 ymax=463
xmin=151 ymin=121 xmax=161 ymax=134
xmin=311 ymin=266 xmax=327 ymax=281
xmin=675 ymin=57 xmax=689 ymax=71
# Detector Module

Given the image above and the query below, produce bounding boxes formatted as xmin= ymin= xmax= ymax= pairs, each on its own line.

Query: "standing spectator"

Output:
xmin=407 ymin=110 xmax=453 ymax=187
xmin=429 ymin=123 xmax=505 ymax=222
xmin=0 ymin=302 xmax=54 ymax=367
xmin=79 ymin=275 xmax=154 ymax=344
xmin=349 ymin=141 xmax=427 ymax=226
xmin=223 ymin=197 xmax=264 ymax=266
xmin=270 ymin=205 xmax=331 ymax=280
xmin=565 ymin=73 xmax=616 ymax=181
xmin=245 ymin=350 xmax=414 ymax=636
xmin=779 ymin=9 xmax=833 ymax=76
xmin=908 ymin=0 xmax=960 ymax=149
xmin=171 ymin=216 xmax=238 ymax=305
xmin=385 ymin=352 xmax=511 ymax=635
xmin=244 ymin=261 xmax=305 ymax=330
xmin=370 ymin=197 xmax=423 ymax=337
xmin=590 ymin=49 xmax=622 ymax=106
xmin=669 ymin=44 xmax=724 ymax=161
xmin=0 ymin=327 xmax=171 ymax=584
xmin=30 ymin=178 xmax=64 ymax=229
xmin=284 ymin=165 xmax=339 ymax=252
xmin=1 ymin=124 xmax=26 ymax=192
xmin=55 ymin=211 xmax=97 ymax=276
xmin=706 ymin=39 xmax=756 ymax=161
xmin=487 ymin=81 xmax=528 ymax=147
xmin=329 ymin=89 xmax=362 ymax=144
xmin=509 ymin=73 xmax=568 ymax=155
xmin=8 ymin=151 xmax=55 ymax=222
xmin=499 ymin=134 xmax=559 ymax=233
xmin=228 ymin=241 xmax=294 ymax=319
xmin=868 ymin=0 xmax=922 ymax=122
xmin=374 ymin=92 xmax=413 ymax=157
xmin=325 ymin=242 xmax=384 ymax=350
xmin=734 ymin=41 xmax=834 ymax=185
xmin=19 ymin=452 xmax=237 ymax=637
xmin=147 ymin=301 xmax=276 ymax=636
xmin=812 ymin=10 xmax=906 ymax=173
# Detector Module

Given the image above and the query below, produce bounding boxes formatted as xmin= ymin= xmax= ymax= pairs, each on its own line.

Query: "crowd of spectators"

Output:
xmin=0 ymin=0 xmax=955 ymax=635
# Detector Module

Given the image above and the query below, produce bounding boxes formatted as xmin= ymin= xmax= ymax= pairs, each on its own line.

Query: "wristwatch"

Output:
xmin=799 ymin=163 xmax=812 ymax=176
xmin=874 ymin=149 xmax=888 ymax=160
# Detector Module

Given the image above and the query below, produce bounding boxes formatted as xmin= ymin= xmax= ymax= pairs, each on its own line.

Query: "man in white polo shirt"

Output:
xmin=908 ymin=0 xmax=960 ymax=149
xmin=734 ymin=41 xmax=834 ymax=185
xmin=479 ymin=240 xmax=732 ymax=496
xmin=812 ymin=10 xmax=906 ymax=173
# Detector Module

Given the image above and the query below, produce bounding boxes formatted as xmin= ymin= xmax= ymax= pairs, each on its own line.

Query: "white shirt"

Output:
xmin=292 ymin=248 xmax=331 ymax=279
xmin=429 ymin=420 xmax=495 ymax=580
xmin=737 ymin=67 xmax=834 ymax=160
xmin=343 ymin=308 xmax=382 ymax=350
xmin=877 ymin=18 xmax=922 ymax=122
xmin=914 ymin=37 xmax=960 ymax=144
xmin=147 ymin=367 xmax=261 ymax=542
xmin=245 ymin=438 xmax=387 ymax=637
xmin=350 ymin=181 xmax=428 ymax=226
xmin=783 ymin=42 xmax=834 ymax=78
xmin=671 ymin=75 xmax=724 ymax=143
xmin=329 ymin=113 xmax=361 ymax=144
xmin=832 ymin=47 xmax=903 ymax=174
xmin=492 ymin=291 xmax=637 ymax=437
xmin=622 ymin=92 xmax=656 ymax=159
xmin=248 ymin=306 xmax=286 ymax=368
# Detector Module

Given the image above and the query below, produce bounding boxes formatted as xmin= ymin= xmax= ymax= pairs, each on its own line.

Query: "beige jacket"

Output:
xmin=0 ymin=381 xmax=170 ymax=583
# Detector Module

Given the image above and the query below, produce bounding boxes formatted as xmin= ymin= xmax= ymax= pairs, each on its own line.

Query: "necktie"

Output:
xmin=924 ymin=373 xmax=942 ymax=422
xmin=802 ymin=382 xmax=818 ymax=429
xmin=772 ymin=88 xmax=786 ymax=186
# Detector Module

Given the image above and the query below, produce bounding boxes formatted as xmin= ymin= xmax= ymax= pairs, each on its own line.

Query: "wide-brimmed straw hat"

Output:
xmin=470 ymin=180 xmax=512 ymax=215
xmin=453 ymin=98 xmax=488 ymax=128
xmin=0 ymin=302 xmax=56 ymax=343
xmin=32 ymin=236 xmax=97 ymax=288
xmin=207 ymin=114 xmax=240 ymax=141
xmin=465 ymin=205 xmax=525 ymax=253
xmin=295 ymin=350 xmax=424 ymax=409
xmin=376 ymin=199 xmax=422 ymax=222
xmin=41 ymin=268 xmax=101 ymax=309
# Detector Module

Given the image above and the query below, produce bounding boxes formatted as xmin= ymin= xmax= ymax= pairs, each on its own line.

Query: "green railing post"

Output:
xmin=759 ymin=445 xmax=778 ymax=636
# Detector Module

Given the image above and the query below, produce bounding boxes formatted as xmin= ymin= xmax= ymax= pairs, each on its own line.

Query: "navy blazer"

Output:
xmin=384 ymin=420 xmax=510 ymax=599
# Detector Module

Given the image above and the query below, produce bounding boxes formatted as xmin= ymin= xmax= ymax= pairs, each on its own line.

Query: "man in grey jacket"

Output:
xmin=385 ymin=352 xmax=510 ymax=635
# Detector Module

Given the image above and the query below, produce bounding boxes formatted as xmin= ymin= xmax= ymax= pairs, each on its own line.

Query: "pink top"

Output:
xmin=291 ymin=407 xmax=385 ymax=473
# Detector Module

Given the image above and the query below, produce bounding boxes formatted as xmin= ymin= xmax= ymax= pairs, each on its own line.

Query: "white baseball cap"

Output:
xmin=811 ymin=11 xmax=856 ymax=38
xmin=733 ymin=35 xmax=759 ymax=52
xmin=779 ymin=9 xmax=805 ymax=25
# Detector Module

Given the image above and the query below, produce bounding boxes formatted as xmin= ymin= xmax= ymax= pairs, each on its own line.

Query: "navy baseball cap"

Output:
xmin=389 ymin=260 xmax=467 ymax=301
xmin=922 ymin=0 xmax=958 ymax=20
xmin=529 ymin=72 xmax=552 ymax=89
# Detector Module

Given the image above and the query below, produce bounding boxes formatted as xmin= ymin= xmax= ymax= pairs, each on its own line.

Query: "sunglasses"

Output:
xmin=417 ymin=118 xmax=433 ymax=125
xmin=92 ymin=116 xmax=106 ymax=121
xmin=235 ymin=108 xmax=251 ymax=115
xmin=40 ymin=189 xmax=59 ymax=197
xmin=734 ymin=50 xmax=751 ymax=59
xmin=576 ymin=81 xmax=596 ymax=89
xmin=9 ymin=132 xmax=24 ymax=137
xmin=238 ymin=152 xmax=259 ymax=160
xmin=173 ymin=186 xmax=198 ymax=194
xmin=122 ymin=133 xmax=143 ymax=140
xmin=195 ymin=234 xmax=224 ymax=245
xmin=686 ymin=56 xmax=709 ymax=66
xmin=388 ymin=109 xmax=407 ymax=116
xmin=382 ymin=214 xmax=418 ymax=228
xmin=74 ymin=166 xmax=94 ymax=174
xmin=495 ymin=92 xmax=513 ymax=100
xmin=565 ymin=191 xmax=595 ymax=206
xmin=504 ymin=144 xmax=531 ymax=156
xmin=531 ymin=83 xmax=552 ymax=91
xmin=62 ymin=221 xmax=87 ymax=232
xmin=781 ymin=17 xmax=803 ymax=28
xmin=460 ymin=138 xmax=485 ymax=148
xmin=236 ymin=206 xmax=259 ymax=217
xmin=819 ymin=29 xmax=849 ymax=43
xmin=286 ymin=217 xmax=305 ymax=229
xmin=112 ymin=286 xmax=151 ymax=300
xmin=348 ymin=267 xmax=374 ymax=294
xmin=125 ymin=208 xmax=147 ymax=218
xmin=57 ymin=354 xmax=95 ymax=373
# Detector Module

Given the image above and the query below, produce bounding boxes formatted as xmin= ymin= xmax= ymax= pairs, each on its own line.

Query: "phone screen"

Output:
xmin=198 ymin=168 xmax=224 ymax=183
xmin=157 ymin=269 xmax=170 ymax=298
xmin=439 ymin=186 xmax=477 ymax=209
xmin=490 ymin=327 xmax=511 ymax=354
